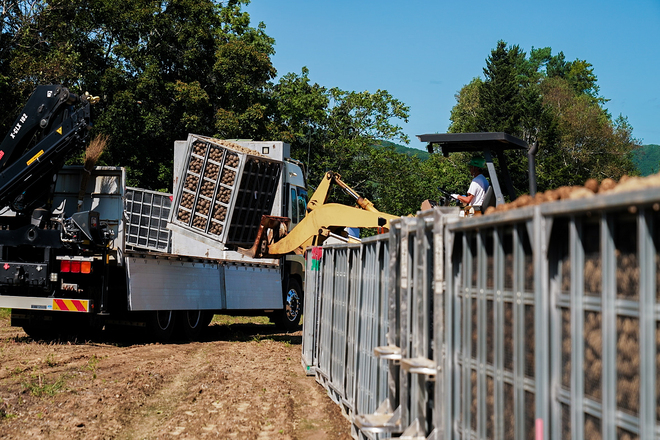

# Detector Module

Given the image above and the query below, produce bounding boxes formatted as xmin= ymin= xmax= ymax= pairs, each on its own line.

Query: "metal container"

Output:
xmin=170 ymin=134 xmax=283 ymax=248
xmin=125 ymin=187 xmax=172 ymax=252
xmin=306 ymin=185 xmax=660 ymax=440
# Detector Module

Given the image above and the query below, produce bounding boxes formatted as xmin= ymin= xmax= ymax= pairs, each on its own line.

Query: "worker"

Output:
xmin=452 ymin=157 xmax=489 ymax=208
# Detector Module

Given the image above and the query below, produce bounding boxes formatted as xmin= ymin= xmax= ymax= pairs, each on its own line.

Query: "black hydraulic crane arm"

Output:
xmin=0 ymin=85 xmax=94 ymax=213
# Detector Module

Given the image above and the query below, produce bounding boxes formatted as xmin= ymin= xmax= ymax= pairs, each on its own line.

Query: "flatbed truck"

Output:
xmin=0 ymin=85 xmax=309 ymax=340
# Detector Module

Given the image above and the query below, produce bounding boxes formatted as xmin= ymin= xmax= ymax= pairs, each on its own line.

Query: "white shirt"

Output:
xmin=468 ymin=174 xmax=489 ymax=206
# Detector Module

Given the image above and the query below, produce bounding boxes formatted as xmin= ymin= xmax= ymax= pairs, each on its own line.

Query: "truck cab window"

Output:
xmin=290 ymin=188 xmax=299 ymax=224
xmin=290 ymin=187 xmax=307 ymax=227
xmin=296 ymin=188 xmax=308 ymax=221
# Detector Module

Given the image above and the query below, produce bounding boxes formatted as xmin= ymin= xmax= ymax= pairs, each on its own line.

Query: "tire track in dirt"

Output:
xmin=0 ymin=320 xmax=351 ymax=439
xmin=118 ymin=344 xmax=209 ymax=439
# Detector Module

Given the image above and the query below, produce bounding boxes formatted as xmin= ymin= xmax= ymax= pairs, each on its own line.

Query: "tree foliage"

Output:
xmin=0 ymin=0 xmax=417 ymax=212
xmin=1 ymin=0 xmax=279 ymax=189
xmin=1 ymin=4 xmax=643 ymax=217
xmin=268 ymin=68 xmax=413 ymax=213
xmin=449 ymin=40 xmax=639 ymax=194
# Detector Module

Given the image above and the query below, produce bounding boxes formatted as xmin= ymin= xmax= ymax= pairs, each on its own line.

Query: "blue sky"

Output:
xmin=244 ymin=0 xmax=660 ymax=149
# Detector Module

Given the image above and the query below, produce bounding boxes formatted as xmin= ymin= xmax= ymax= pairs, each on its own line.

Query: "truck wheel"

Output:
xmin=179 ymin=310 xmax=210 ymax=341
xmin=276 ymin=278 xmax=303 ymax=331
xmin=22 ymin=325 xmax=52 ymax=341
xmin=148 ymin=310 xmax=176 ymax=342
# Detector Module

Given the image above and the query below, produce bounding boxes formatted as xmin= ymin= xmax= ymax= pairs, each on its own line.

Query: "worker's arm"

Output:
xmin=453 ymin=193 xmax=475 ymax=205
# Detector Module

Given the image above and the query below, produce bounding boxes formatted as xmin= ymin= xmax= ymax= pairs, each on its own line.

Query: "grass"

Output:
xmin=210 ymin=315 xmax=270 ymax=326
xmin=44 ymin=353 xmax=56 ymax=367
xmin=22 ymin=373 xmax=68 ymax=397
xmin=0 ymin=309 xmax=10 ymax=320
xmin=86 ymin=355 xmax=100 ymax=379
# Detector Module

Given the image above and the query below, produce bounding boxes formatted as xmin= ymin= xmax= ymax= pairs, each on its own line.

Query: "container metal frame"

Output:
xmin=303 ymin=186 xmax=660 ymax=439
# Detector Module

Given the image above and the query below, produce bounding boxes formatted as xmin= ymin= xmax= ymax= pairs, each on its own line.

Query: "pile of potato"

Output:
xmin=205 ymin=138 xmax=265 ymax=157
xmin=469 ymin=370 xmax=477 ymax=431
xmin=217 ymin=188 xmax=231 ymax=204
xmin=583 ymin=311 xmax=602 ymax=400
xmin=184 ymin=174 xmax=199 ymax=191
xmin=584 ymin=255 xmax=602 ymax=294
xmin=188 ymin=157 xmax=203 ymax=174
xmin=177 ymin=209 xmax=191 ymax=223
xmin=616 ymin=316 xmax=640 ymax=414
xmin=192 ymin=141 xmax=207 ymax=156
xmin=180 ymin=193 xmax=194 ymax=210
xmin=561 ymin=309 xmax=572 ymax=388
xmin=200 ymin=180 xmax=215 ymax=198
xmin=208 ymin=146 xmax=224 ymax=162
xmin=618 ymin=429 xmax=637 ymax=440
xmin=225 ymin=153 xmax=240 ymax=168
xmin=195 ymin=198 xmax=211 ymax=216
xmin=213 ymin=203 xmax=227 ymax=222
xmin=525 ymin=305 xmax=535 ymax=378
xmin=486 ymin=376 xmax=494 ymax=438
xmin=503 ymin=302 xmax=514 ymax=371
xmin=192 ymin=214 xmax=206 ymax=229
xmin=617 ymin=252 xmax=639 ymax=299
xmin=484 ymin=173 xmax=660 ymax=215
xmin=221 ymin=168 xmax=236 ymax=186
xmin=209 ymin=222 xmax=223 ymax=236
xmin=204 ymin=163 xmax=219 ymax=180
xmin=559 ymin=310 xmax=649 ymax=421
xmin=503 ymin=383 xmax=515 ymax=438
xmin=584 ymin=415 xmax=602 ymax=440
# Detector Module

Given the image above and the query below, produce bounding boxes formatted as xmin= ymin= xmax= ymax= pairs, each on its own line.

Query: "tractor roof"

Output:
xmin=417 ymin=132 xmax=528 ymax=156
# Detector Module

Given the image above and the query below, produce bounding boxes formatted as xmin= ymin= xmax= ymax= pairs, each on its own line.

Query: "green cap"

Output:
xmin=469 ymin=157 xmax=486 ymax=168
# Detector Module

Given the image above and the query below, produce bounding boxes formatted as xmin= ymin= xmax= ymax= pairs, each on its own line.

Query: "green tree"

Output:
xmin=304 ymin=88 xmax=409 ymax=204
xmin=1 ymin=0 xmax=278 ymax=190
xmin=269 ymin=67 xmax=329 ymax=166
xmin=448 ymin=41 xmax=639 ymax=195
xmin=478 ymin=41 xmax=527 ymax=135
xmin=1 ymin=0 xmax=416 ymax=215
xmin=448 ymin=78 xmax=482 ymax=134
xmin=268 ymin=69 xmax=410 ymax=208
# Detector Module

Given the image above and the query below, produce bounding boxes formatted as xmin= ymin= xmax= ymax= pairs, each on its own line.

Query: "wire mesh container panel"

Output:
xmin=545 ymin=198 xmax=660 ymax=440
xmin=447 ymin=210 xmax=537 ymax=440
xmin=302 ymin=246 xmax=324 ymax=374
xmin=125 ymin=187 xmax=171 ymax=252
xmin=354 ymin=236 xmax=390 ymax=418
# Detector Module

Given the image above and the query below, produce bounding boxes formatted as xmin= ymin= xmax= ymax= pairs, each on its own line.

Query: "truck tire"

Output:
xmin=22 ymin=325 xmax=52 ymax=341
xmin=148 ymin=310 xmax=176 ymax=342
xmin=275 ymin=278 xmax=303 ymax=331
xmin=179 ymin=310 xmax=210 ymax=341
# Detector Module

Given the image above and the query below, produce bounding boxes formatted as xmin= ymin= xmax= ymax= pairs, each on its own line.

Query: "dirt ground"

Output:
xmin=0 ymin=314 xmax=352 ymax=439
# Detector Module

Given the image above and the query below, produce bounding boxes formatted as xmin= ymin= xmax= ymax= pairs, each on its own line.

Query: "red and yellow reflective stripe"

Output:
xmin=52 ymin=299 xmax=89 ymax=312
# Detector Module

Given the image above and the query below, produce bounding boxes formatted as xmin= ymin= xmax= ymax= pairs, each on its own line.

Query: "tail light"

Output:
xmin=58 ymin=257 xmax=93 ymax=274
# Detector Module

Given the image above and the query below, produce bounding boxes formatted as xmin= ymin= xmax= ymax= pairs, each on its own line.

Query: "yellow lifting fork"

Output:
xmin=239 ymin=171 xmax=399 ymax=258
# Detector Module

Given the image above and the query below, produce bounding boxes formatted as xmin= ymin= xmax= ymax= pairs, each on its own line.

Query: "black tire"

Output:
xmin=147 ymin=310 xmax=176 ymax=342
xmin=178 ymin=310 xmax=210 ymax=341
xmin=22 ymin=325 xmax=53 ymax=341
xmin=275 ymin=278 xmax=303 ymax=331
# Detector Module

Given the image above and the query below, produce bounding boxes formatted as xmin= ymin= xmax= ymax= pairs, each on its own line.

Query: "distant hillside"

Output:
xmin=377 ymin=140 xmax=430 ymax=161
xmin=632 ymin=144 xmax=660 ymax=176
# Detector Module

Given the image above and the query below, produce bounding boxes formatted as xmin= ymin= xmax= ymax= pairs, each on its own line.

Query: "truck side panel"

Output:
xmin=125 ymin=256 xmax=283 ymax=311
xmin=224 ymin=264 xmax=282 ymax=309
xmin=126 ymin=256 xmax=225 ymax=310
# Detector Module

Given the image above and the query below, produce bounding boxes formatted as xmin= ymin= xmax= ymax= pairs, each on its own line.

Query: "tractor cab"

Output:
xmin=418 ymin=132 xmax=538 ymax=211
